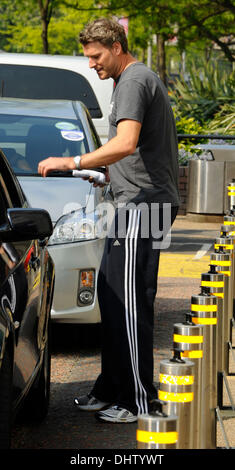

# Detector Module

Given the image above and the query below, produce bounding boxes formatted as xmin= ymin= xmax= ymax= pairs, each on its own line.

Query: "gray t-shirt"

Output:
xmin=108 ymin=62 xmax=180 ymax=206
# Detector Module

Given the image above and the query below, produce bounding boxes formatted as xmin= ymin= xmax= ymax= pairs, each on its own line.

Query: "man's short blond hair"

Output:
xmin=79 ymin=18 xmax=128 ymax=53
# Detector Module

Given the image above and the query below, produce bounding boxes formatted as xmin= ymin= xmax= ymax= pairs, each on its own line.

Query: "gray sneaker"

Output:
xmin=95 ymin=405 xmax=137 ymax=423
xmin=74 ymin=393 xmax=110 ymax=411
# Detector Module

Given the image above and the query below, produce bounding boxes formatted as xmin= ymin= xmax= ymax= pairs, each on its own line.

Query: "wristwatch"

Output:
xmin=73 ymin=155 xmax=81 ymax=170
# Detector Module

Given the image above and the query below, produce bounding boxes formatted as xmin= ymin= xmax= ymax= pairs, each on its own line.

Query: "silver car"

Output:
xmin=0 ymin=98 xmax=113 ymax=323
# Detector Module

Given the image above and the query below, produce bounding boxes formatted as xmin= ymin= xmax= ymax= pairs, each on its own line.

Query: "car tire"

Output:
xmin=0 ymin=349 xmax=13 ymax=449
xmin=19 ymin=328 xmax=51 ymax=423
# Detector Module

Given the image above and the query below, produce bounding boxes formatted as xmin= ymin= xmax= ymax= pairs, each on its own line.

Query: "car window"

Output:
xmin=0 ymin=64 xmax=102 ymax=118
xmin=0 ymin=115 xmax=89 ymax=175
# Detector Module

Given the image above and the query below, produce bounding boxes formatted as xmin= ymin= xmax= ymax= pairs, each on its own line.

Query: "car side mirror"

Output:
xmin=0 ymin=208 xmax=53 ymax=242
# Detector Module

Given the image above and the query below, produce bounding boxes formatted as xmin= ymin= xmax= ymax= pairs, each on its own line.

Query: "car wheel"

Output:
xmin=19 ymin=329 xmax=51 ymax=423
xmin=0 ymin=349 xmax=13 ymax=449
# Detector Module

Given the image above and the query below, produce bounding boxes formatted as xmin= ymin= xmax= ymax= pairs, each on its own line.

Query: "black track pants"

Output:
xmin=92 ymin=204 xmax=178 ymax=415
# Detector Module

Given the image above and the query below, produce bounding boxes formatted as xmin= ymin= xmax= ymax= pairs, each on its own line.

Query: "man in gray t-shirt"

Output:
xmin=38 ymin=18 xmax=180 ymax=424
xmin=109 ymin=62 xmax=180 ymax=207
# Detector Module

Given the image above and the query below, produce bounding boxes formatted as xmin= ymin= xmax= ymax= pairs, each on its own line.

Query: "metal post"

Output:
xmin=223 ymin=215 xmax=235 ymax=233
xmin=136 ymin=400 xmax=178 ymax=449
xmin=212 ymin=225 xmax=235 ymax=422
xmin=214 ymin=229 xmax=235 ymax=345
xmin=158 ymin=350 xmax=195 ymax=449
xmin=173 ymin=314 xmax=204 ymax=449
xmin=210 ymin=250 xmax=231 ymax=376
xmin=227 ymin=182 xmax=235 ymax=213
xmin=190 ymin=290 xmax=218 ymax=449
xmin=200 ymin=267 xmax=223 ymax=403
xmin=222 ymin=216 xmax=235 ymax=344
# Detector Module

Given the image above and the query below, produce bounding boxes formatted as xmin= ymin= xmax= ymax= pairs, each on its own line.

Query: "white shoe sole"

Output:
xmin=74 ymin=398 xmax=110 ymax=412
xmin=96 ymin=412 xmax=137 ymax=423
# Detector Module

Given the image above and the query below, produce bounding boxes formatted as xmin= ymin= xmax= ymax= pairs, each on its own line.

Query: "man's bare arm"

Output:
xmin=38 ymin=119 xmax=142 ymax=177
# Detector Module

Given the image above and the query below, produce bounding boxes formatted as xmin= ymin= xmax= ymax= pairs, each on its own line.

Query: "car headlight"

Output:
xmin=48 ymin=208 xmax=100 ymax=245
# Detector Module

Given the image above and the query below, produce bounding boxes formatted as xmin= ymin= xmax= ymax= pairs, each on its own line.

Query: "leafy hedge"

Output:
xmin=169 ymin=60 xmax=235 ymax=165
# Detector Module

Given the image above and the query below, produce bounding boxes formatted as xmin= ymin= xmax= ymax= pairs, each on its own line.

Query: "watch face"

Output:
xmin=74 ymin=156 xmax=81 ymax=169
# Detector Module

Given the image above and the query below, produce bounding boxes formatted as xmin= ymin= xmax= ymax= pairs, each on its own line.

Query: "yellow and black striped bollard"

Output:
xmin=215 ymin=227 xmax=235 ymax=343
xmin=158 ymin=349 xmax=195 ymax=449
xmin=200 ymin=266 xmax=224 ymax=405
xmin=173 ymin=314 xmax=204 ymax=449
xmin=191 ymin=290 xmax=218 ymax=449
xmin=227 ymin=182 xmax=235 ymax=213
xmin=223 ymin=216 xmax=235 ymax=344
xmin=210 ymin=250 xmax=231 ymax=377
xmin=223 ymin=216 xmax=235 ymax=235
xmin=136 ymin=400 xmax=178 ymax=449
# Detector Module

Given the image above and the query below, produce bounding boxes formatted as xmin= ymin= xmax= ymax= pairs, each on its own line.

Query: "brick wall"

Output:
xmin=178 ymin=166 xmax=188 ymax=215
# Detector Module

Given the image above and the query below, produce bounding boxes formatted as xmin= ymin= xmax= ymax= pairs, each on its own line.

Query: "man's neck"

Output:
xmin=114 ymin=53 xmax=137 ymax=79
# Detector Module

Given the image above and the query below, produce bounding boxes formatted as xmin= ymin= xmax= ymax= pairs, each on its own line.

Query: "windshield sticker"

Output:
xmin=61 ymin=130 xmax=84 ymax=141
xmin=55 ymin=121 xmax=78 ymax=131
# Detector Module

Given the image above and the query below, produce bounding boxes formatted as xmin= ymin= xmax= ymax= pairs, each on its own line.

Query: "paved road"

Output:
xmin=10 ymin=215 xmax=235 ymax=453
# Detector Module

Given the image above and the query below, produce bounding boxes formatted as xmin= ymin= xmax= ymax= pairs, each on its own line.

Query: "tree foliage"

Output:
xmin=175 ymin=0 xmax=235 ymax=62
xmin=0 ymin=0 xmax=234 ymax=69
xmin=0 ymin=0 xmax=98 ymax=54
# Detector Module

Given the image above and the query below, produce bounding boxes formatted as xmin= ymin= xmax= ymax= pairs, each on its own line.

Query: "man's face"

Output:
xmin=82 ymin=41 xmax=121 ymax=80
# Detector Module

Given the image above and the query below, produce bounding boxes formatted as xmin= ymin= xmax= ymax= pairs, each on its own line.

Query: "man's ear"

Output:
xmin=112 ymin=41 xmax=122 ymax=56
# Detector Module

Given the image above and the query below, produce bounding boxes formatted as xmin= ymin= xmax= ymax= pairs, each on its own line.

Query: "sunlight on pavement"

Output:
xmin=159 ymin=253 xmax=211 ymax=278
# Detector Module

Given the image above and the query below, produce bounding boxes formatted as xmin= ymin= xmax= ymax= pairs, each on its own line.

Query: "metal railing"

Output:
xmin=177 ymin=134 xmax=235 ymax=141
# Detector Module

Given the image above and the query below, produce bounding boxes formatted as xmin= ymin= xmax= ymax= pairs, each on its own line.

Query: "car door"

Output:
xmin=0 ymin=152 xmax=44 ymax=399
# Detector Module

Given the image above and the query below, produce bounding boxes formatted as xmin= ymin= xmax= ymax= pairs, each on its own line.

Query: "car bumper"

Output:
xmin=47 ymin=237 xmax=105 ymax=323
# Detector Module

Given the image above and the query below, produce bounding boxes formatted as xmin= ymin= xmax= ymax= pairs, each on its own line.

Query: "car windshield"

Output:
xmin=0 ymin=114 xmax=89 ymax=175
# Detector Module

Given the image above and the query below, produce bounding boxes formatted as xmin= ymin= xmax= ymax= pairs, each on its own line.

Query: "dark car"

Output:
xmin=0 ymin=149 xmax=55 ymax=448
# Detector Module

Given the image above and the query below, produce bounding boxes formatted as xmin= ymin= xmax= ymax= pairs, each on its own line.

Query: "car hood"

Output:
xmin=18 ymin=176 xmax=99 ymax=223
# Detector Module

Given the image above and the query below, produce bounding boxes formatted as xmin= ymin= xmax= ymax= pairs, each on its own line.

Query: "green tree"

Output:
xmin=0 ymin=0 xmax=95 ymax=54
xmin=76 ymin=0 xmax=235 ymax=82
xmin=176 ymin=0 xmax=235 ymax=63
xmin=0 ymin=0 xmax=234 ymax=72
xmin=0 ymin=0 xmax=55 ymax=53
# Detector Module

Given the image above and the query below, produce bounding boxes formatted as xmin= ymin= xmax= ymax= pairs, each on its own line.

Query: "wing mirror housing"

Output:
xmin=0 ymin=208 xmax=53 ymax=242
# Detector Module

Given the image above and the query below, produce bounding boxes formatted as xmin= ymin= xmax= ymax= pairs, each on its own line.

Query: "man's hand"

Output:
xmin=38 ymin=157 xmax=75 ymax=177
xmin=91 ymin=167 xmax=110 ymax=187
xmin=79 ymin=167 xmax=110 ymax=187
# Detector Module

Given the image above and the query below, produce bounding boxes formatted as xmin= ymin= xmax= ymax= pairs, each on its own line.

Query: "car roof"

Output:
xmin=0 ymin=53 xmax=106 ymax=86
xmin=0 ymin=53 xmax=113 ymax=110
xmin=0 ymin=97 xmax=86 ymax=120
xmin=0 ymin=52 xmax=93 ymax=74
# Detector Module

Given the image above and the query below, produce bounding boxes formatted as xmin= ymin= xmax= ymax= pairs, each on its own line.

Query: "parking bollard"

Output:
xmin=227 ymin=181 xmax=235 ymax=212
xmin=158 ymin=349 xmax=195 ymax=449
xmin=136 ymin=400 xmax=178 ymax=449
xmin=215 ymin=224 xmax=235 ymax=284
xmin=221 ymin=220 xmax=235 ymax=318
xmin=191 ymin=289 xmax=218 ymax=449
xmin=214 ymin=227 xmax=235 ymax=344
xmin=223 ymin=216 xmax=235 ymax=235
xmin=221 ymin=220 xmax=235 ymax=347
xmin=200 ymin=266 xmax=224 ymax=404
xmin=210 ymin=250 xmax=231 ymax=376
xmin=173 ymin=313 xmax=204 ymax=449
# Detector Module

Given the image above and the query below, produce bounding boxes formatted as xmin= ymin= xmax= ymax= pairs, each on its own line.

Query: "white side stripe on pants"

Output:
xmin=124 ymin=209 xmax=148 ymax=415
